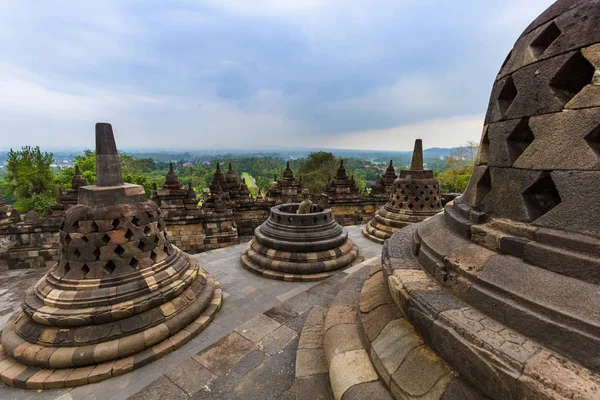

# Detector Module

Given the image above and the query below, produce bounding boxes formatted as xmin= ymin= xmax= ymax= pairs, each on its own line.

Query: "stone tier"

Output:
xmin=381 ymin=222 xmax=600 ymax=399
xmin=241 ymin=204 xmax=360 ymax=281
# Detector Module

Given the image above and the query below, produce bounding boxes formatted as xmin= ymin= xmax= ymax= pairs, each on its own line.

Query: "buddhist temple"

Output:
xmin=266 ymin=162 xmax=303 ymax=204
xmin=324 ymin=159 xmax=361 ymax=201
xmin=372 ymin=3 xmax=600 ymax=398
xmin=241 ymin=198 xmax=359 ymax=281
xmin=0 ymin=123 xmax=222 ymax=388
xmin=363 ymin=139 xmax=443 ymax=243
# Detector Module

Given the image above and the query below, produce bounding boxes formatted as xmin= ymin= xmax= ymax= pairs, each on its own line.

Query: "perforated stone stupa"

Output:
xmin=241 ymin=199 xmax=359 ymax=282
xmin=363 ymin=139 xmax=442 ymax=243
xmin=0 ymin=123 xmax=222 ymax=389
xmin=380 ymin=1 xmax=600 ymax=398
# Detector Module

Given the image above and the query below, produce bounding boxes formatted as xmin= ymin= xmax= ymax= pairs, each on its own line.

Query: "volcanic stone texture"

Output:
xmin=382 ymin=1 xmax=600 ymax=398
xmin=242 ymin=204 xmax=359 ymax=281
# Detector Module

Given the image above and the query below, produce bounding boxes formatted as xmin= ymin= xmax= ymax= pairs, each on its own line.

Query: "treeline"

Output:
xmin=0 ymin=144 xmax=477 ymax=215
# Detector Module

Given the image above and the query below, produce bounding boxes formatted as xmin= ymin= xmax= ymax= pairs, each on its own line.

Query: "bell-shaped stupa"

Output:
xmin=380 ymin=2 xmax=600 ymax=398
xmin=241 ymin=190 xmax=359 ymax=282
xmin=0 ymin=123 xmax=222 ymax=389
xmin=363 ymin=139 xmax=442 ymax=243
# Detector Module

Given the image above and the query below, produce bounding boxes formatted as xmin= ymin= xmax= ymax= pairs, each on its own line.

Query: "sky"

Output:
xmin=0 ymin=0 xmax=556 ymax=151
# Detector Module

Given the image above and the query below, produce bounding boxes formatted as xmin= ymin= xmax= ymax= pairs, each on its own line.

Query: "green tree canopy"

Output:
xmin=437 ymin=140 xmax=478 ymax=193
xmin=298 ymin=152 xmax=344 ymax=194
xmin=2 ymin=146 xmax=57 ymax=214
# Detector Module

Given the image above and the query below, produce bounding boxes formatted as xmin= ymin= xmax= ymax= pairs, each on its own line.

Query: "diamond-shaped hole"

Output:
xmin=112 ymin=219 xmax=120 ymax=229
xmin=150 ymin=251 xmax=158 ymax=263
xmin=64 ymin=262 xmax=71 ymax=274
xmin=530 ymin=22 xmax=561 ymax=58
xmin=550 ymin=51 xmax=595 ymax=104
xmin=138 ymin=239 xmax=153 ymax=253
xmin=91 ymin=221 xmax=99 ymax=232
xmin=497 ymin=76 xmax=517 ymax=116
xmin=507 ymin=118 xmax=535 ymax=164
xmin=73 ymin=248 xmax=81 ymax=258
xmin=129 ymin=257 xmax=139 ymax=269
xmin=81 ymin=263 xmax=90 ymax=277
xmin=64 ymin=234 xmax=72 ymax=246
xmin=522 ymin=173 xmax=562 ymax=221
xmin=103 ymin=261 xmax=116 ymax=275
xmin=114 ymin=245 xmax=125 ymax=257
xmin=93 ymin=248 xmax=101 ymax=260
xmin=82 ymin=235 xmax=89 ymax=244
xmin=585 ymin=125 xmax=600 ymax=158
xmin=132 ymin=216 xmax=141 ymax=226
xmin=101 ymin=234 xmax=111 ymax=245
xmin=125 ymin=229 xmax=134 ymax=241
xmin=144 ymin=226 xmax=152 ymax=236
xmin=408 ymin=203 xmax=414 ymax=210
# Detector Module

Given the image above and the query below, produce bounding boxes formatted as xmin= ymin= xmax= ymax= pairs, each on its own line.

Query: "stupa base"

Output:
xmin=241 ymin=238 xmax=360 ymax=282
xmin=381 ymin=223 xmax=600 ymax=400
xmin=0 ymin=273 xmax=222 ymax=389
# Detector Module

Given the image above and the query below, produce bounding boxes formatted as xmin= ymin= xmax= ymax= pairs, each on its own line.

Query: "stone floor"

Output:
xmin=0 ymin=226 xmax=382 ymax=400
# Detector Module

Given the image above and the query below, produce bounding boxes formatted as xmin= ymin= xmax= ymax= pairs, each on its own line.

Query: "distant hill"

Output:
xmin=423 ymin=147 xmax=458 ymax=158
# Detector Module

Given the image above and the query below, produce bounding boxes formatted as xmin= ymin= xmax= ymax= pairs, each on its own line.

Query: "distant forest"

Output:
xmin=0 ymin=144 xmax=476 ymax=215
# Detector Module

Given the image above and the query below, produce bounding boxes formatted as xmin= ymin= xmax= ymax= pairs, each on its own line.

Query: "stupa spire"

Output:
xmin=95 ymin=123 xmax=124 ymax=187
xmin=410 ymin=139 xmax=424 ymax=171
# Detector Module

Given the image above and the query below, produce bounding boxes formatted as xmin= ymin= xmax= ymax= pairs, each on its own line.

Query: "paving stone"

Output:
xmin=371 ymin=319 xmax=423 ymax=383
xmin=324 ymin=305 xmax=357 ymax=332
xmin=193 ymin=332 xmax=256 ymax=376
xmin=126 ymin=376 xmax=188 ymax=400
xmin=283 ymin=292 xmax=322 ymax=314
xmin=329 ymin=349 xmax=379 ymax=400
xmin=264 ymin=304 xmax=299 ymax=324
xmin=235 ymin=314 xmax=281 ymax=344
xmin=298 ymin=324 xmax=324 ymax=350
xmin=323 ymin=323 xmax=364 ymax=363
xmin=391 ymin=345 xmax=453 ymax=399
xmin=165 ymin=358 xmax=216 ymax=396
xmin=284 ymin=311 xmax=310 ymax=333
xmin=295 ymin=349 xmax=328 ymax=378
xmin=361 ymin=303 xmax=401 ymax=342
xmin=330 ymin=290 xmax=359 ymax=308
xmin=259 ymin=325 xmax=298 ymax=355
xmin=295 ymin=374 xmax=334 ymax=400
xmin=341 ymin=381 xmax=393 ymax=400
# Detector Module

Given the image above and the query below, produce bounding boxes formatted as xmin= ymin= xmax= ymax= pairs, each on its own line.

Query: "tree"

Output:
xmin=298 ymin=152 xmax=346 ymax=194
xmin=437 ymin=140 xmax=478 ymax=193
xmin=2 ymin=146 xmax=57 ymax=214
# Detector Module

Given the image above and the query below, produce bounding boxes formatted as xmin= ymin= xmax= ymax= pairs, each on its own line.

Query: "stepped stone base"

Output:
xmin=382 ymin=223 xmax=600 ymax=400
xmin=0 ymin=275 xmax=222 ymax=389
xmin=241 ymin=238 xmax=360 ymax=282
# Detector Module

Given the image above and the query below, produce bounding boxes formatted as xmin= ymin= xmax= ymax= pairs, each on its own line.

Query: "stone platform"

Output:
xmin=0 ymin=226 xmax=382 ymax=400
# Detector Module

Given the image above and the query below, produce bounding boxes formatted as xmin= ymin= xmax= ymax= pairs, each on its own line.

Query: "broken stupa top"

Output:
xmin=79 ymin=123 xmax=146 ymax=208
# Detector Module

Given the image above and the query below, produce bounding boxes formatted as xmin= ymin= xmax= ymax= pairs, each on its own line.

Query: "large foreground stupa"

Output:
xmin=379 ymin=1 xmax=600 ymax=398
xmin=363 ymin=139 xmax=442 ymax=243
xmin=0 ymin=123 xmax=221 ymax=389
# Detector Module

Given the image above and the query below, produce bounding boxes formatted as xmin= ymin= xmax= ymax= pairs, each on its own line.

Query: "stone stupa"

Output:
xmin=379 ymin=1 xmax=600 ymax=398
xmin=241 ymin=190 xmax=360 ymax=281
xmin=0 ymin=123 xmax=222 ymax=389
xmin=363 ymin=139 xmax=442 ymax=243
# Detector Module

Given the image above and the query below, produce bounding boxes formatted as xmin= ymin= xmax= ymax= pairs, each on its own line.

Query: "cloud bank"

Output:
xmin=0 ymin=0 xmax=555 ymax=151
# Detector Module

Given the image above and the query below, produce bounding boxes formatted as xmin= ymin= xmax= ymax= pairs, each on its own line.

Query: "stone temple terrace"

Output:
xmin=0 ymin=0 xmax=599 ymax=398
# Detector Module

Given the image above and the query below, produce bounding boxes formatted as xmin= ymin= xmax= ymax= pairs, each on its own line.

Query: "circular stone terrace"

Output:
xmin=0 ymin=225 xmax=383 ymax=400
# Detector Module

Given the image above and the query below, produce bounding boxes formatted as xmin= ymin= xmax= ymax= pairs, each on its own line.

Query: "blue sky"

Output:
xmin=0 ymin=0 xmax=555 ymax=151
